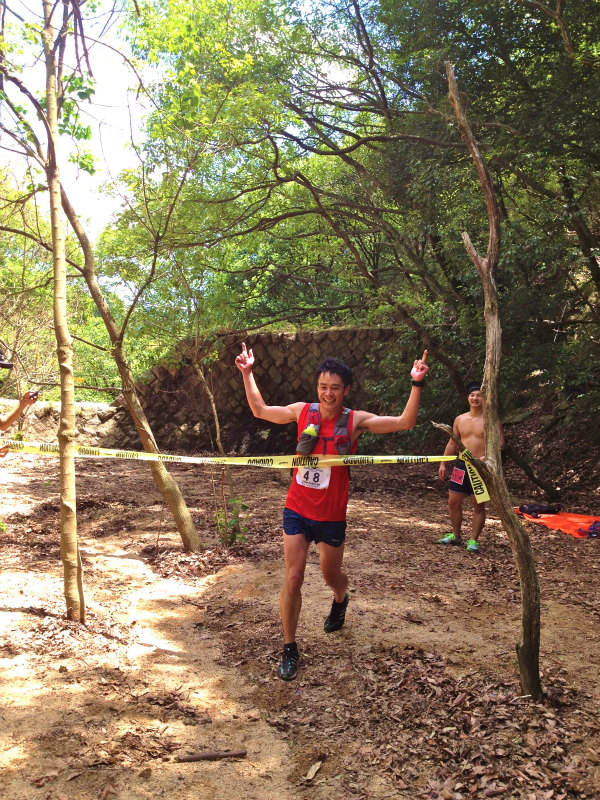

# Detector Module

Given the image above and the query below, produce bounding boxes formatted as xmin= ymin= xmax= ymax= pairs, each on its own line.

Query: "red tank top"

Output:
xmin=285 ymin=404 xmax=356 ymax=522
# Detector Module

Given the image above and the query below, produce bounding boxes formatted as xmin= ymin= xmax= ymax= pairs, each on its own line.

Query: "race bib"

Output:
xmin=451 ymin=466 xmax=466 ymax=485
xmin=296 ymin=466 xmax=331 ymax=490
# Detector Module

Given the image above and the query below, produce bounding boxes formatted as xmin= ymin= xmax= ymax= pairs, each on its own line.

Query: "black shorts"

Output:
xmin=448 ymin=459 xmax=474 ymax=496
xmin=283 ymin=507 xmax=346 ymax=548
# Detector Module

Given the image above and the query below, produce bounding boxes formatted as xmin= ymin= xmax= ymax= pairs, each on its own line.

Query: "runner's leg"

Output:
xmin=280 ymin=533 xmax=310 ymax=644
xmin=448 ymin=491 xmax=464 ymax=539
xmin=471 ymin=497 xmax=486 ymax=541
xmin=318 ymin=541 xmax=348 ymax=603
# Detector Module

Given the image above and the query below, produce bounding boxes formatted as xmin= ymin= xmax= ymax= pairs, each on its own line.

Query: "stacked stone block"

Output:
xmin=133 ymin=328 xmax=397 ymax=454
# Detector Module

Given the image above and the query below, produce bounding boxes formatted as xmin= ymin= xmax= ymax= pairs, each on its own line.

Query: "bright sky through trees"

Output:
xmin=0 ymin=0 xmax=147 ymax=239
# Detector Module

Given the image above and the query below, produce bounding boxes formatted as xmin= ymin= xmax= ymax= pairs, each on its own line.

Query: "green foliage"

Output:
xmin=103 ymin=0 xmax=600 ymax=408
xmin=213 ymin=496 xmax=249 ymax=545
xmin=69 ymin=149 xmax=96 ymax=175
xmin=0 ymin=176 xmax=136 ymax=402
xmin=0 ymin=188 xmax=57 ymax=398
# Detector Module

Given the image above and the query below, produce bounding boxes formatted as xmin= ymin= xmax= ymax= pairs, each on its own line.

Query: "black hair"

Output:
xmin=316 ymin=357 xmax=353 ymax=387
xmin=466 ymin=381 xmax=482 ymax=395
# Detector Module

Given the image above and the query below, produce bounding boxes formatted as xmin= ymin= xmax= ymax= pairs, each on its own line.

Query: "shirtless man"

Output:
xmin=437 ymin=381 xmax=504 ymax=553
xmin=236 ymin=343 xmax=429 ymax=680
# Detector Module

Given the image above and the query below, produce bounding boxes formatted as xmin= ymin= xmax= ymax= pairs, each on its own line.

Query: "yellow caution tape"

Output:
xmin=3 ymin=439 xmax=489 ymax=501
xmin=4 ymin=439 xmax=457 ymax=468
xmin=459 ymin=449 xmax=490 ymax=504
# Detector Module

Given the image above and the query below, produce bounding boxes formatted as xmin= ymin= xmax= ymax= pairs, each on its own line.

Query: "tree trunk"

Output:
xmin=114 ymin=340 xmax=202 ymax=552
xmin=193 ymin=360 xmax=241 ymax=544
xmin=60 ymin=190 xmax=201 ymax=552
xmin=42 ymin=0 xmax=85 ymax=621
xmin=503 ymin=445 xmax=561 ymax=501
xmin=559 ymin=168 xmax=600 ymax=296
xmin=470 ymin=459 xmax=541 ymax=697
xmin=446 ymin=62 xmax=542 ymax=700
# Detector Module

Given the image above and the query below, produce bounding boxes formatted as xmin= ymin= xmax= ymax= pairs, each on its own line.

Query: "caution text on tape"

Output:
xmin=3 ymin=439 xmax=489 ymax=502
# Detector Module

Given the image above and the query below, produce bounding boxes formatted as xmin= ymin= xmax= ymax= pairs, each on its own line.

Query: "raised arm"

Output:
xmin=353 ymin=351 xmax=429 ymax=436
xmin=0 ymin=390 xmax=38 ymax=432
xmin=235 ymin=343 xmax=303 ymax=425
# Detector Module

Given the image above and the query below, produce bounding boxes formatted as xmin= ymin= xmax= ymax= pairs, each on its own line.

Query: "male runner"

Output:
xmin=236 ymin=343 xmax=429 ymax=680
xmin=437 ymin=381 xmax=504 ymax=552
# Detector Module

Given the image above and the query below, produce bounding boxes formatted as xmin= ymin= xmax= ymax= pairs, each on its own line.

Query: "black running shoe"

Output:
xmin=277 ymin=649 xmax=300 ymax=680
xmin=324 ymin=592 xmax=349 ymax=633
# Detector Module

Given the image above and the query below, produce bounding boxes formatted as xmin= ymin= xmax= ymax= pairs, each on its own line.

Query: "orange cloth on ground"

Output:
xmin=514 ymin=509 xmax=600 ymax=539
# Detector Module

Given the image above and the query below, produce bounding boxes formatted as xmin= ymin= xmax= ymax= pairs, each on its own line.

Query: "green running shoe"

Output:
xmin=438 ymin=532 xmax=461 ymax=545
xmin=466 ymin=539 xmax=479 ymax=553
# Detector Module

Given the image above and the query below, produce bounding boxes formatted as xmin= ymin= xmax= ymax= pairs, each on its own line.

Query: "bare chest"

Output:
xmin=458 ymin=415 xmax=485 ymax=442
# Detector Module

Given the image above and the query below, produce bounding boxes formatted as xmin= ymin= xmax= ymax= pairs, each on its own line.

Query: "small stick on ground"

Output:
xmin=175 ymin=749 xmax=248 ymax=762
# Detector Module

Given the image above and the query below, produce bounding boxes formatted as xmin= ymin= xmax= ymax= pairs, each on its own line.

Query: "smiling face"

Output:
xmin=317 ymin=371 xmax=350 ymax=418
xmin=468 ymin=389 xmax=483 ymax=409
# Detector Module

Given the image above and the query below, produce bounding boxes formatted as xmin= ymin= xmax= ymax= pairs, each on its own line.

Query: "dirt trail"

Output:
xmin=1 ymin=457 xmax=293 ymax=800
xmin=1 ymin=454 xmax=600 ymax=800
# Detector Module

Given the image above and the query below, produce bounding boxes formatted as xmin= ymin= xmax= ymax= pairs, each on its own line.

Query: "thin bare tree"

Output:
xmin=441 ymin=62 xmax=542 ymax=700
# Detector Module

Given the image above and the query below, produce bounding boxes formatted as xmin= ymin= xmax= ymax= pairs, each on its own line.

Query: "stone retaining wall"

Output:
xmin=0 ymin=400 xmax=136 ymax=449
xmin=134 ymin=329 xmax=398 ymax=453
xmin=1 ymin=328 xmax=401 ymax=454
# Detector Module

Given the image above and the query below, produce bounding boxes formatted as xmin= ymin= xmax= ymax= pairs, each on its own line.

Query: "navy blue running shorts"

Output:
xmin=448 ymin=459 xmax=474 ymax=496
xmin=283 ymin=507 xmax=346 ymax=547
